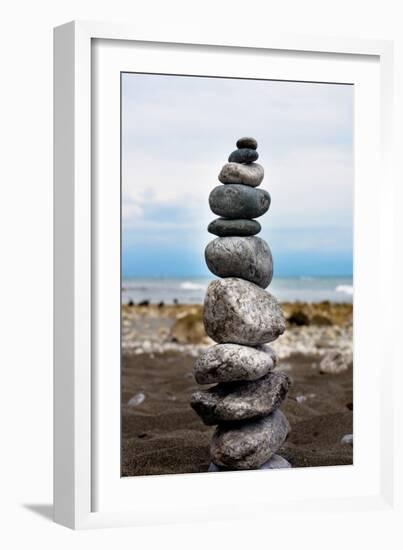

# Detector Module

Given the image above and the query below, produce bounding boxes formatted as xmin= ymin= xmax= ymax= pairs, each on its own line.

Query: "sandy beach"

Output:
xmin=121 ymin=301 xmax=353 ymax=476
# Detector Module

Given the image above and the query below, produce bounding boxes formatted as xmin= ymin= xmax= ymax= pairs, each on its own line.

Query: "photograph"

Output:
xmin=120 ymin=72 xmax=354 ymax=476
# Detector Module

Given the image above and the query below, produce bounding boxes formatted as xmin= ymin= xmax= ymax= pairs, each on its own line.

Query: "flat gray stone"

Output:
xmin=208 ymin=218 xmax=261 ymax=237
xmin=228 ymin=148 xmax=258 ymax=164
xmin=218 ymin=162 xmax=264 ymax=187
xmin=210 ymin=409 xmax=290 ymax=470
xmin=259 ymin=454 xmax=292 ymax=469
xmin=205 ymin=236 xmax=273 ymax=288
xmin=236 ymin=136 xmax=258 ymax=150
xmin=203 ymin=278 xmax=286 ymax=345
xmin=191 ymin=371 xmax=290 ymax=425
xmin=209 ymin=184 xmax=271 ymax=219
xmin=208 ymin=454 xmax=291 ymax=472
xmin=194 ymin=343 xmax=277 ymax=385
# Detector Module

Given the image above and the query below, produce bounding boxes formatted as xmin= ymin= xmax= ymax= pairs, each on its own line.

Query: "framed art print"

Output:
xmin=54 ymin=21 xmax=397 ymax=529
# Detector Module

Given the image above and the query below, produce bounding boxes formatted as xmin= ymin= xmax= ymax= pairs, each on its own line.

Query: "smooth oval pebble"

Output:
xmin=194 ymin=343 xmax=277 ymax=385
xmin=191 ymin=371 xmax=290 ymax=425
xmin=208 ymin=218 xmax=261 ymax=237
xmin=209 ymin=184 xmax=271 ymax=219
xmin=203 ymin=278 xmax=286 ymax=345
xmin=210 ymin=409 xmax=290 ymax=470
xmin=259 ymin=454 xmax=292 ymax=469
xmin=218 ymin=162 xmax=264 ymax=187
xmin=236 ymin=136 xmax=258 ymax=150
xmin=228 ymin=148 xmax=258 ymax=164
xmin=205 ymin=236 xmax=273 ymax=288
xmin=208 ymin=454 xmax=291 ymax=471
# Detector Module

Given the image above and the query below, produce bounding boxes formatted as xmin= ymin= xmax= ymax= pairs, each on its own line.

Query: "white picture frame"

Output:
xmin=54 ymin=21 xmax=397 ymax=530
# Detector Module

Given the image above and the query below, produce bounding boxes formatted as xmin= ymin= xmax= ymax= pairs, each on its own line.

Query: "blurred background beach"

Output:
xmin=121 ymin=72 xmax=353 ymax=476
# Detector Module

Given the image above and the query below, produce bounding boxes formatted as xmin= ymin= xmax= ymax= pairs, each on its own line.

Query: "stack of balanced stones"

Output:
xmin=191 ymin=137 xmax=292 ymax=471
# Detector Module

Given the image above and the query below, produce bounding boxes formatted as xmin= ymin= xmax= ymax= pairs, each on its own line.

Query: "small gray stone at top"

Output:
xmin=236 ymin=136 xmax=258 ymax=150
xmin=208 ymin=218 xmax=261 ymax=237
xmin=209 ymin=184 xmax=271 ymax=219
xmin=228 ymin=148 xmax=259 ymax=164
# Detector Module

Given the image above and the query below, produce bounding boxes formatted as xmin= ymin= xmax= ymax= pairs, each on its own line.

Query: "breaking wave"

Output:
xmin=180 ymin=281 xmax=206 ymax=291
xmin=335 ymin=284 xmax=353 ymax=296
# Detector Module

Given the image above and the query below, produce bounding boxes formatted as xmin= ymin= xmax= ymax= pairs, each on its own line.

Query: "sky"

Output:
xmin=121 ymin=73 xmax=353 ymax=278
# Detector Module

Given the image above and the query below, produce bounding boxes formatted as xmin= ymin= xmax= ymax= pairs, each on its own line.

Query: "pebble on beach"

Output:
xmin=228 ymin=148 xmax=259 ymax=164
xmin=319 ymin=350 xmax=350 ymax=374
xmin=194 ymin=343 xmax=277 ymax=384
xmin=208 ymin=218 xmax=261 ymax=237
xmin=191 ymin=371 xmax=291 ymax=425
xmin=218 ymin=162 xmax=264 ymax=187
xmin=210 ymin=409 xmax=290 ymax=470
xmin=203 ymin=278 xmax=286 ymax=345
xmin=340 ymin=433 xmax=353 ymax=446
xmin=205 ymin=236 xmax=273 ymax=288
xmin=208 ymin=453 xmax=291 ymax=472
xmin=209 ymin=184 xmax=271 ymax=219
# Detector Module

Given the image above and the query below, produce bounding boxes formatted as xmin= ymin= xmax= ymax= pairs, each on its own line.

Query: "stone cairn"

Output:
xmin=191 ymin=137 xmax=291 ymax=471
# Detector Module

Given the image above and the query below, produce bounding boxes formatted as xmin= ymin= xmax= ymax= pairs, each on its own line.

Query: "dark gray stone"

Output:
xmin=194 ymin=343 xmax=277 ymax=385
xmin=203 ymin=278 xmax=286 ymax=345
xmin=191 ymin=371 xmax=290 ymax=425
xmin=236 ymin=136 xmax=258 ymax=150
xmin=218 ymin=162 xmax=264 ymax=187
xmin=210 ymin=409 xmax=290 ymax=470
xmin=205 ymin=236 xmax=273 ymax=288
xmin=228 ymin=148 xmax=258 ymax=164
xmin=208 ymin=218 xmax=261 ymax=237
xmin=209 ymin=184 xmax=271 ymax=219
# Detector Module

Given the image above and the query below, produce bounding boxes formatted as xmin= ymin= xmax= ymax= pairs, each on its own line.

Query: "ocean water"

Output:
xmin=122 ymin=276 xmax=353 ymax=305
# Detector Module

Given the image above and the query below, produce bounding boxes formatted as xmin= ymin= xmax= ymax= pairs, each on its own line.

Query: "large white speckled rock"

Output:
xmin=205 ymin=236 xmax=273 ymax=288
xmin=218 ymin=162 xmax=264 ymax=187
xmin=210 ymin=409 xmax=290 ymax=470
xmin=194 ymin=343 xmax=277 ymax=385
xmin=203 ymin=278 xmax=286 ymax=345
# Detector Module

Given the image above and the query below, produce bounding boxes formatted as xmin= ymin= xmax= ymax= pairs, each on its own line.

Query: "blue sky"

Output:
xmin=122 ymin=73 xmax=353 ymax=278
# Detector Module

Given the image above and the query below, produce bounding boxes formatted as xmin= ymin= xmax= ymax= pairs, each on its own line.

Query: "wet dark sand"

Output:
xmin=122 ymin=351 xmax=353 ymax=476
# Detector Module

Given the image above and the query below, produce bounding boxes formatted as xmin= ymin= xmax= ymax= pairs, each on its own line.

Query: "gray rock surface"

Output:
xmin=228 ymin=148 xmax=259 ymax=164
xmin=218 ymin=162 xmax=264 ymax=187
xmin=208 ymin=218 xmax=261 ymax=237
xmin=191 ymin=371 xmax=290 ymax=425
xmin=208 ymin=453 xmax=291 ymax=471
xmin=205 ymin=236 xmax=273 ymax=288
xmin=236 ymin=136 xmax=258 ymax=150
xmin=259 ymin=454 xmax=292 ymax=469
xmin=203 ymin=278 xmax=286 ymax=345
xmin=210 ymin=409 xmax=290 ymax=470
xmin=209 ymin=184 xmax=271 ymax=219
xmin=194 ymin=343 xmax=277 ymax=384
